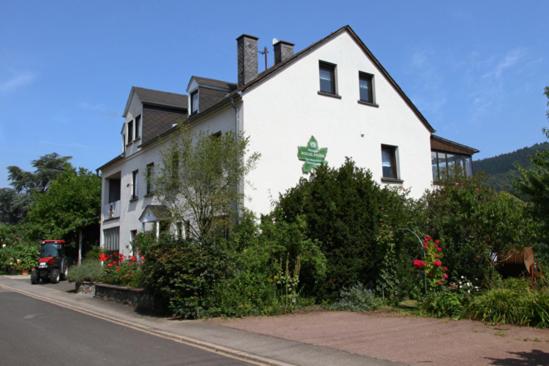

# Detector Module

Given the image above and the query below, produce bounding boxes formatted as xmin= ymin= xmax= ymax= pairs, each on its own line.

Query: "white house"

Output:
xmin=98 ymin=25 xmax=478 ymax=255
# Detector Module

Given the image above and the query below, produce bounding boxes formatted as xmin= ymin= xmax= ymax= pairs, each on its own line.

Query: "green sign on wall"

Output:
xmin=297 ymin=136 xmax=328 ymax=174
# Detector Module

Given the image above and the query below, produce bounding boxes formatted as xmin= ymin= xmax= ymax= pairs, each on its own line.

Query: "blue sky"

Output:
xmin=1 ymin=1 xmax=548 ymax=187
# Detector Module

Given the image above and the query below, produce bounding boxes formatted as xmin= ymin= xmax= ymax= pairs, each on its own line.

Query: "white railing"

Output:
xmin=103 ymin=200 xmax=121 ymax=220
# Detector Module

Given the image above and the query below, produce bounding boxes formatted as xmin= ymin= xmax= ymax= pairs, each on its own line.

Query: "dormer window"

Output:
xmin=127 ymin=120 xmax=133 ymax=145
xmin=135 ymin=115 xmax=141 ymax=140
xmin=190 ymin=90 xmax=199 ymax=115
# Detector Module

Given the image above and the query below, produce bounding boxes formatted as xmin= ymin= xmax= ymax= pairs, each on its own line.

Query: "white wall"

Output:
xmin=241 ymin=31 xmax=433 ymax=215
xmin=100 ymin=105 xmax=236 ymax=256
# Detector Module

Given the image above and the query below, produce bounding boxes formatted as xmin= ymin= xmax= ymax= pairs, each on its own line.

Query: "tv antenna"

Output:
xmin=259 ymin=46 xmax=269 ymax=71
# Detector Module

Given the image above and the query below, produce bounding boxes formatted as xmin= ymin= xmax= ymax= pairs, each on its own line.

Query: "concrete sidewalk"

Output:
xmin=0 ymin=276 xmax=401 ymax=366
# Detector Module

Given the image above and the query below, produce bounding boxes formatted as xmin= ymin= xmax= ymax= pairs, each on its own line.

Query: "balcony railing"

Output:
xmin=103 ymin=200 xmax=121 ymax=220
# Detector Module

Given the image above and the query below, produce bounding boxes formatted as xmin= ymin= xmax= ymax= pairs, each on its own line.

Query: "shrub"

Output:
xmin=101 ymin=259 xmax=142 ymax=288
xmin=68 ymin=259 xmax=104 ymax=283
xmin=421 ymin=290 xmax=464 ymax=319
xmin=420 ymin=176 xmax=538 ymax=288
xmin=140 ymin=237 xmax=229 ymax=319
xmin=332 ymin=282 xmax=384 ymax=312
xmin=277 ymin=159 xmax=417 ymax=299
xmin=0 ymin=242 xmax=39 ymax=273
xmin=467 ymin=286 xmax=549 ymax=327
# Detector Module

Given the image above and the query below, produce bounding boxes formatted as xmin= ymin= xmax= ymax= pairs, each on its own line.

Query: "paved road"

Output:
xmin=0 ymin=287 xmax=249 ymax=366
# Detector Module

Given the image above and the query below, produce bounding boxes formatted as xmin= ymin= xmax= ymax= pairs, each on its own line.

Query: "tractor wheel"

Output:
xmin=30 ymin=270 xmax=39 ymax=285
xmin=60 ymin=265 xmax=68 ymax=281
xmin=49 ymin=269 xmax=60 ymax=284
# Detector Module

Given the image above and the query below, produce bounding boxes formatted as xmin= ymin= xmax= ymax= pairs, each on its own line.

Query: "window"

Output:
xmin=103 ymin=227 xmax=120 ymax=251
xmin=131 ymin=170 xmax=138 ymax=200
xmin=134 ymin=115 xmax=141 ymax=140
xmin=431 ymin=151 xmax=473 ymax=183
xmin=127 ymin=120 xmax=133 ymax=144
xmin=359 ymin=72 xmax=374 ymax=104
xmin=146 ymin=163 xmax=154 ymax=195
xmin=319 ymin=61 xmax=336 ymax=95
xmin=190 ymin=90 xmax=199 ymax=115
xmin=381 ymin=145 xmax=398 ymax=180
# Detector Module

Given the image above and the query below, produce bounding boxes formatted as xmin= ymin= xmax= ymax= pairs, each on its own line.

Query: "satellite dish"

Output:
xmin=272 ymin=38 xmax=279 ymax=45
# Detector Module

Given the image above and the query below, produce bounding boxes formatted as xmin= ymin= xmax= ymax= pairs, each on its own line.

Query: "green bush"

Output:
xmin=0 ymin=242 xmax=39 ymax=273
xmin=421 ymin=290 xmax=464 ymax=319
xmin=467 ymin=287 xmax=549 ymax=327
xmin=420 ymin=176 xmax=538 ymax=288
xmin=140 ymin=236 xmax=229 ymax=319
xmin=68 ymin=259 xmax=104 ymax=283
xmin=101 ymin=260 xmax=142 ymax=288
xmin=331 ymin=283 xmax=384 ymax=312
xmin=277 ymin=159 xmax=418 ymax=299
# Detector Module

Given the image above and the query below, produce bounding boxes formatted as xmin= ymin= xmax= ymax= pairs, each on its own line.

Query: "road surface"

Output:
xmin=0 ymin=287 xmax=250 ymax=366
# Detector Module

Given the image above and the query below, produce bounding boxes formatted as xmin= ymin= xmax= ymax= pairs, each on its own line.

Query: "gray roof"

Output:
xmin=123 ymin=86 xmax=187 ymax=117
xmin=133 ymin=86 xmax=187 ymax=108
xmin=189 ymin=76 xmax=237 ymax=91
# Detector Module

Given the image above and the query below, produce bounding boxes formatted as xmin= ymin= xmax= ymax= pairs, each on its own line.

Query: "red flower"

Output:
xmin=107 ymin=262 xmax=114 ymax=268
xmin=435 ymin=239 xmax=441 ymax=245
xmin=424 ymin=235 xmax=432 ymax=242
xmin=436 ymin=247 xmax=442 ymax=252
xmin=130 ymin=255 xmax=137 ymax=262
xmin=118 ymin=254 xmax=125 ymax=261
xmin=442 ymin=266 xmax=448 ymax=272
xmin=433 ymin=260 xmax=442 ymax=267
xmin=98 ymin=253 xmax=109 ymax=262
xmin=412 ymin=259 xmax=426 ymax=269
xmin=443 ymin=273 xmax=448 ymax=280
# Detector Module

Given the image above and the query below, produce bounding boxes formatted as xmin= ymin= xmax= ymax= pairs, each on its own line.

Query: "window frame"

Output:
xmin=190 ymin=90 xmax=199 ymax=115
xmin=380 ymin=144 xmax=401 ymax=182
xmin=131 ymin=169 xmax=138 ymax=201
xmin=431 ymin=150 xmax=473 ymax=183
xmin=318 ymin=60 xmax=339 ymax=97
xmin=358 ymin=71 xmax=377 ymax=107
xmin=145 ymin=162 xmax=154 ymax=196
xmin=134 ymin=115 xmax=141 ymax=140
xmin=127 ymin=120 xmax=134 ymax=145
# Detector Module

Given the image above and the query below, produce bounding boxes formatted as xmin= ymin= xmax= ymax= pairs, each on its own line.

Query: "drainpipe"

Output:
xmin=231 ymin=92 xmax=244 ymax=221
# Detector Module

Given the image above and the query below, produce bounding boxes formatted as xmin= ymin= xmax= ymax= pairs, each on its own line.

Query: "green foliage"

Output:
xmin=0 ymin=242 xmax=39 ymax=274
xmin=68 ymin=259 xmax=104 ymax=283
xmin=467 ymin=288 xmax=549 ymax=327
xmin=277 ymin=159 xmax=417 ymax=299
xmin=375 ymin=222 xmax=400 ymax=303
xmin=101 ymin=260 xmax=142 ymax=288
xmin=421 ymin=290 xmax=464 ymax=319
xmin=154 ymin=128 xmax=260 ymax=241
xmin=420 ymin=176 xmax=538 ymax=288
xmin=140 ymin=236 xmax=229 ymax=319
xmin=26 ymin=169 xmax=100 ymax=239
xmin=331 ymin=283 xmax=384 ymax=312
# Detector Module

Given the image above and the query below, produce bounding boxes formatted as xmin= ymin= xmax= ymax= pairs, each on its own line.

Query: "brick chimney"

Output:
xmin=237 ymin=34 xmax=258 ymax=87
xmin=273 ymin=40 xmax=294 ymax=64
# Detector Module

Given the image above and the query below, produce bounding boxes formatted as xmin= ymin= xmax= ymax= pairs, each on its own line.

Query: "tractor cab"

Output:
xmin=31 ymin=240 xmax=69 ymax=284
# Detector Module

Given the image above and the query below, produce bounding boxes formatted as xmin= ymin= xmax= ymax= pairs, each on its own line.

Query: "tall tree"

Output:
xmin=518 ymin=87 xmax=549 ymax=261
xmin=1 ymin=153 xmax=73 ymax=224
xmin=155 ymin=128 xmax=259 ymax=241
xmin=8 ymin=153 xmax=73 ymax=193
xmin=26 ymin=168 xmax=101 ymax=262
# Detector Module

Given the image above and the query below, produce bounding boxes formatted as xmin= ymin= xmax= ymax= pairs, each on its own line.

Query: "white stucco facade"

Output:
xmin=99 ymin=26 xmax=473 ymax=256
xmin=241 ymin=31 xmax=432 ymax=214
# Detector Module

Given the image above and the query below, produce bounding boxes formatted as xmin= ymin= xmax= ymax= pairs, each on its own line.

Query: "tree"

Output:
xmin=518 ymin=87 xmax=549 ymax=262
xmin=26 ymin=168 xmax=101 ymax=263
xmin=0 ymin=188 xmax=28 ymax=224
xmin=1 ymin=153 xmax=73 ymax=224
xmin=8 ymin=153 xmax=72 ymax=193
xmin=155 ymin=128 xmax=259 ymax=241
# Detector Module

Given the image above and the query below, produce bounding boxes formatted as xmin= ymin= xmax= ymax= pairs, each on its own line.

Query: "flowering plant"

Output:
xmin=97 ymin=251 xmax=142 ymax=287
xmin=412 ymin=235 xmax=448 ymax=291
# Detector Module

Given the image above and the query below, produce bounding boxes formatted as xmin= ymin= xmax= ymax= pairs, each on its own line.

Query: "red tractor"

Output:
xmin=31 ymin=240 xmax=70 ymax=284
